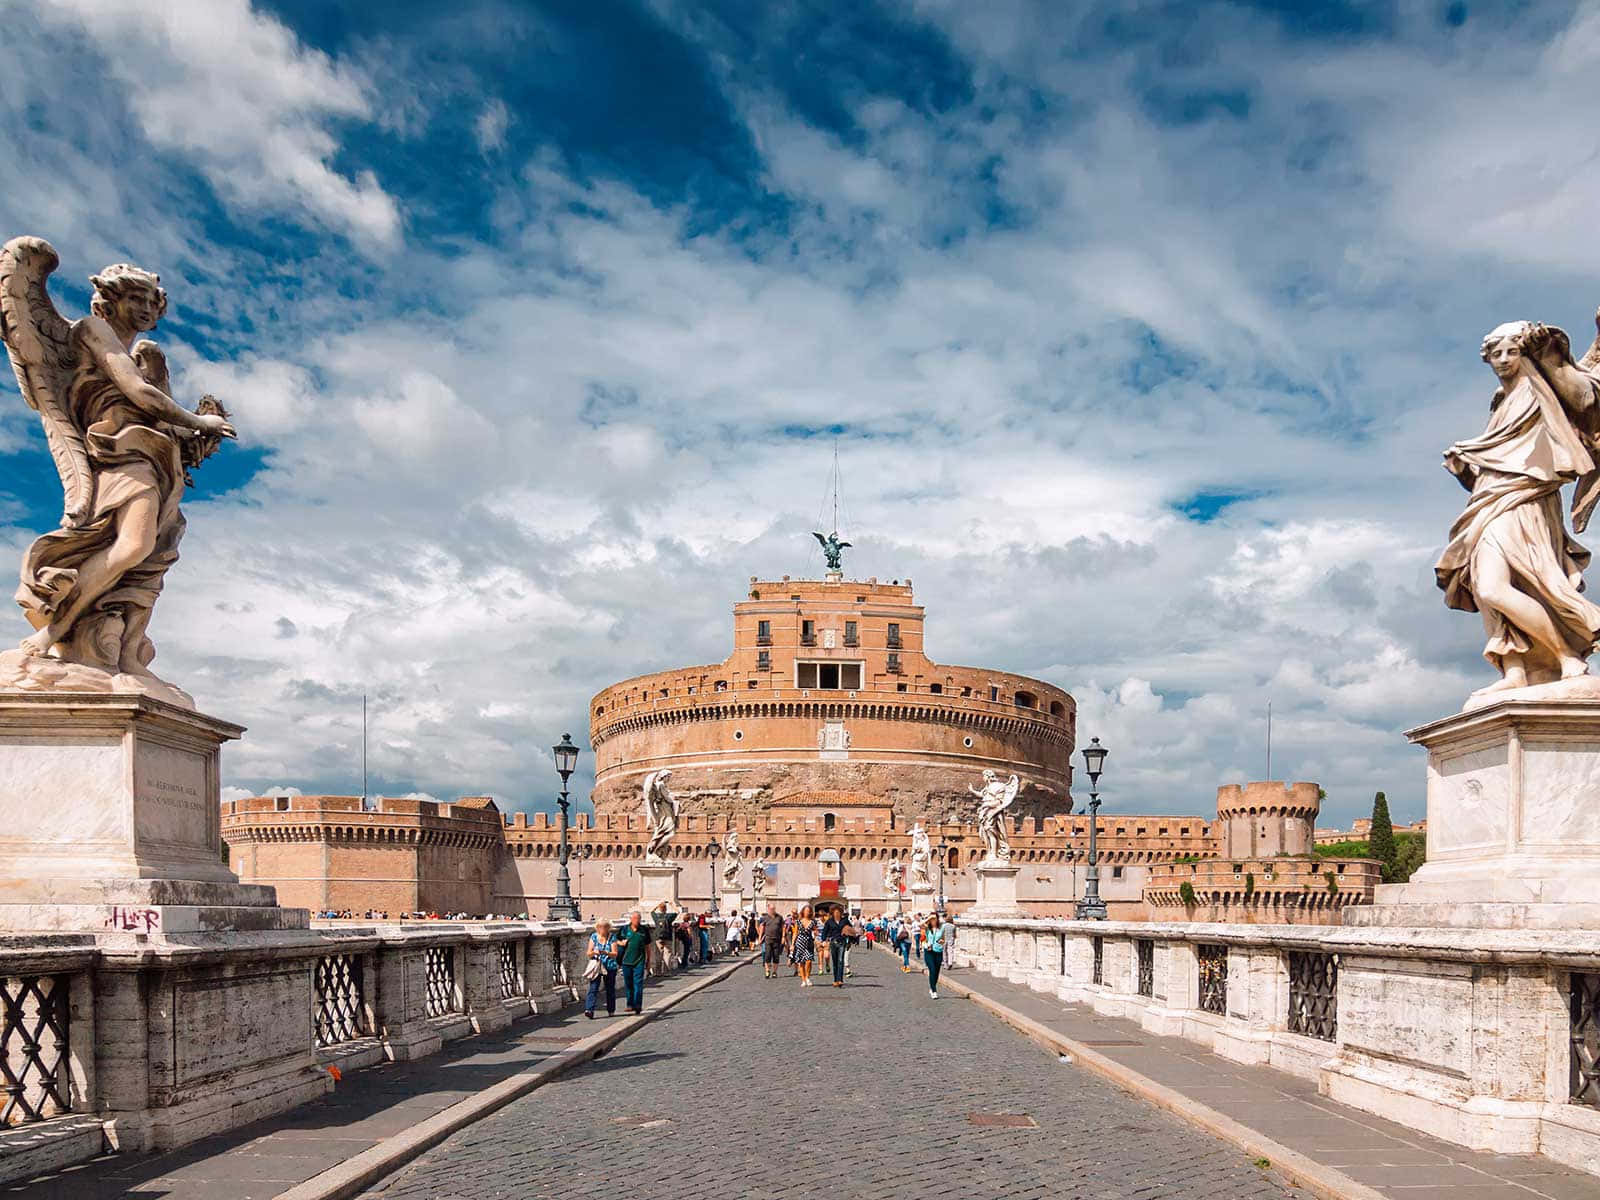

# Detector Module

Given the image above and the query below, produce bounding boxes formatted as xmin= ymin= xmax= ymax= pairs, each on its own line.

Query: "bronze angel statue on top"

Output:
xmin=813 ymin=529 xmax=850 ymax=571
xmin=0 ymin=237 xmax=234 ymax=707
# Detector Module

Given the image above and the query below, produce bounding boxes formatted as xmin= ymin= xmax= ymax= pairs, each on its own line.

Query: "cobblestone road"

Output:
xmin=367 ymin=950 xmax=1296 ymax=1200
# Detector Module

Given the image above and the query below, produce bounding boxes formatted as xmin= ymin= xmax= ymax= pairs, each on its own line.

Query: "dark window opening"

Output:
xmin=887 ymin=622 xmax=901 ymax=648
xmin=823 ymin=813 xmax=836 ymax=832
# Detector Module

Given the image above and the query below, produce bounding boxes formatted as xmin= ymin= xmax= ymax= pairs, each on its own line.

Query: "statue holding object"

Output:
xmin=642 ymin=770 xmax=679 ymax=863
xmin=722 ymin=827 xmax=742 ymax=888
xmin=0 ymin=237 xmax=234 ymax=707
xmin=909 ymin=822 xmax=933 ymax=890
xmin=1436 ymin=312 xmax=1600 ymax=701
xmin=971 ymin=769 xmax=1022 ymax=864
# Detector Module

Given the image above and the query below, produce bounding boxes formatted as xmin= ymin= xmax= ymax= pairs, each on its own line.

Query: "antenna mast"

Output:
xmin=1266 ymin=700 xmax=1273 ymax=781
xmin=362 ymin=693 xmax=369 ymax=805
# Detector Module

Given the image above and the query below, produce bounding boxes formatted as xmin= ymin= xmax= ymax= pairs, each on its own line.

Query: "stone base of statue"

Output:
xmin=637 ymin=861 xmax=682 ymax=909
xmin=909 ymin=882 xmax=936 ymax=919
xmin=1346 ymin=691 xmax=1600 ymax=930
xmin=967 ymin=860 xmax=1024 ymax=917
xmin=0 ymin=692 xmax=307 ymax=933
xmin=718 ymin=888 xmax=744 ymax=915
xmin=884 ymin=891 xmax=904 ymax=915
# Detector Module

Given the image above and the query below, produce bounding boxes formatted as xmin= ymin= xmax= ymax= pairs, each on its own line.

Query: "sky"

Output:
xmin=2 ymin=0 xmax=1598 ymax=826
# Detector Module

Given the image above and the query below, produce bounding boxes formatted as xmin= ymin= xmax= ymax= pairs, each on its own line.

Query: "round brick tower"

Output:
xmin=1215 ymin=780 xmax=1320 ymax=859
xmin=588 ymin=575 xmax=1075 ymax=826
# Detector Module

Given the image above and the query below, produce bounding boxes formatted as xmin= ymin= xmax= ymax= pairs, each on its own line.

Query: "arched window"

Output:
xmin=948 ymin=848 xmax=960 ymax=868
xmin=1014 ymin=690 xmax=1037 ymax=709
xmin=1049 ymin=700 xmax=1065 ymax=717
xmin=823 ymin=812 xmax=836 ymax=832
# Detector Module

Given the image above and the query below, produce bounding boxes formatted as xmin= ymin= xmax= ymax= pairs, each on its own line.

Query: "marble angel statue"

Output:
xmin=752 ymin=855 xmax=770 ymax=897
xmin=882 ymin=856 xmax=905 ymax=895
xmin=722 ymin=827 xmax=742 ymax=888
xmin=0 ymin=238 xmax=234 ymax=706
xmin=1436 ymin=312 xmax=1600 ymax=700
xmin=971 ymin=770 xmax=1022 ymax=864
xmin=642 ymin=770 xmax=679 ymax=862
xmin=909 ymin=822 xmax=933 ymax=890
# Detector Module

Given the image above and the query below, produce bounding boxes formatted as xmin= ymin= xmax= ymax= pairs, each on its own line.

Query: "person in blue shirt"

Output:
xmin=923 ymin=913 xmax=950 ymax=998
xmin=585 ymin=919 xmax=621 ymax=1018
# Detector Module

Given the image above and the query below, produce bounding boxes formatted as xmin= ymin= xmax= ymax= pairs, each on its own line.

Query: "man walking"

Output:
xmin=821 ymin=905 xmax=855 ymax=988
xmin=758 ymin=903 xmax=785 ymax=980
xmin=618 ymin=910 xmax=652 ymax=1014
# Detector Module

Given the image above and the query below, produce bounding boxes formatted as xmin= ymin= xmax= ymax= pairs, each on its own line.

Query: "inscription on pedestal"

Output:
xmin=134 ymin=741 xmax=212 ymax=850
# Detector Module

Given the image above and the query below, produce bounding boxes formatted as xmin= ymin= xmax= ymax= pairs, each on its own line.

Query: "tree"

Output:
xmin=1391 ymin=833 xmax=1426 ymax=884
xmin=1369 ymin=791 xmax=1397 ymax=881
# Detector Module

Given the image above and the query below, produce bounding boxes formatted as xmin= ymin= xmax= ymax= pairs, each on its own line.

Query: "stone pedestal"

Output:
xmin=0 ymin=693 xmax=305 ymax=933
xmin=1348 ymin=695 xmax=1600 ymax=929
xmin=967 ymin=860 xmax=1024 ymax=917
xmin=909 ymin=882 xmax=935 ymax=919
xmin=637 ymin=861 xmax=682 ymax=909
xmin=720 ymin=888 xmax=745 ymax=917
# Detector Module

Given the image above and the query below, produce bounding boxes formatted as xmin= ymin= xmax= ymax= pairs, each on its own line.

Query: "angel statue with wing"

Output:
xmin=908 ymin=822 xmax=932 ymax=890
xmin=0 ymin=237 xmax=234 ymax=706
xmin=721 ymin=827 xmax=742 ymax=888
xmin=1436 ymin=312 xmax=1600 ymax=702
xmin=641 ymin=770 xmax=679 ymax=863
xmin=812 ymin=529 xmax=850 ymax=572
xmin=971 ymin=770 xmax=1022 ymax=864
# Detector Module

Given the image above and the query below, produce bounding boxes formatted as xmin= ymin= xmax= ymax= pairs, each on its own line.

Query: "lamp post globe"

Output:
xmin=547 ymin=733 xmax=582 ymax=922
xmin=1075 ymin=737 xmax=1109 ymax=921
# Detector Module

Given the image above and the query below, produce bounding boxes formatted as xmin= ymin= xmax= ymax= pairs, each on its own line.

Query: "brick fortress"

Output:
xmin=589 ymin=575 xmax=1075 ymax=825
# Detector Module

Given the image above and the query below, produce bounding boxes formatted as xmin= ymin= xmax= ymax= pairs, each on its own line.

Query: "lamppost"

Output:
xmin=707 ymin=839 xmax=721 ymax=914
xmin=547 ymin=733 xmax=581 ymax=921
xmin=936 ymin=819 xmax=950 ymax=915
xmin=1075 ymin=737 xmax=1109 ymax=920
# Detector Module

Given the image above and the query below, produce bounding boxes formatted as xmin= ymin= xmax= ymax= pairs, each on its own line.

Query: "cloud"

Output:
xmin=7 ymin=0 xmax=1600 ymax=831
xmin=31 ymin=0 xmax=401 ymax=248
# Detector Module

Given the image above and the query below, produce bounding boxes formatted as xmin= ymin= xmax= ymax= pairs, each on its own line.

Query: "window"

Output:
xmin=844 ymin=620 xmax=858 ymax=646
xmin=961 ymin=686 xmax=972 ymax=697
xmin=887 ymin=622 xmax=901 ymax=648
xmin=896 ymin=682 xmax=908 ymax=692
xmin=988 ymin=686 xmax=999 ymax=702
xmin=1050 ymin=700 xmax=1066 ymax=716
xmin=796 ymin=662 xmax=862 ymax=690
xmin=757 ymin=651 xmax=771 ymax=671
xmin=748 ymin=680 xmax=758 ymax=689
xmin=887 ymin=653 xmax=902 ymax=674
xmin=1015 ymin=690 xmax=1037 ymax=708
xmin=801 ymin=619 xmax=816 ymax=645
xmin=1112 ymin=866 xmax=1124 ymax=879
xmin=823 ymin=813 xmax=836 ymax=832
xmin=929 ymin=683 xmax=942 ymax=694
xmin=757 ymin=620 xmax=772 ymax=646
xmin=714 ymin=680 xmax=727 ymax=692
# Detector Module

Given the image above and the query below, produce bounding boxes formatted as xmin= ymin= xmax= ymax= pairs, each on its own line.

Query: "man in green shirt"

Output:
xmin=618 ymin=910 xmax=652 ymax=1013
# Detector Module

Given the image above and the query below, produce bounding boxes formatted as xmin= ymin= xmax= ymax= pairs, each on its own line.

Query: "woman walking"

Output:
xmin=923 ymin=912 xmax=949 ymax=998
xmin=895 ymin=919 xmax=912 ymax=972
xmin=792 ymin=905 xmax=818 ymax=987
xmin=585 ymin=919 xmax=620 ymax=1018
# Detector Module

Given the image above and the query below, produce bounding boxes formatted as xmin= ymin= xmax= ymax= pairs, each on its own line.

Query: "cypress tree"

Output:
xmin=1369 ymin=791 xmax=1397 ymax=881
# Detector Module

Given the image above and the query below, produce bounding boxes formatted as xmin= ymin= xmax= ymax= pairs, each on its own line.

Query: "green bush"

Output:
xmin=1179 ymin=881 xmax=1197 ymax=906
xmin=1370 ymin=792 xmax=1397 ymax=881
xmin=1243 ymin=872 xmax=1255 ymax=899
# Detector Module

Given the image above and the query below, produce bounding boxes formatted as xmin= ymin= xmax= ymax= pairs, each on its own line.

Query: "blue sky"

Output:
xmin=3 ymin=0 xmax=1599 ymax=825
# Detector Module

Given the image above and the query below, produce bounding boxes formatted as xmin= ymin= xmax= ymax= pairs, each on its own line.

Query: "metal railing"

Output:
xmin=1091 ymin=936 xmax=1104 ymax=986
xmin=1573 ymin=972 xmax=1600 ymax=1108
xmin=424 ymin=947 xmax=456 ymax=1018
xmin=499 ymin=942 xmax=524 ymax=1000
xmin=1 ymin=974 xmax=71 ymax=1126
xmin=1288 ymin=951 xmax=1339 ymax=1042
xmin=1197 ymin=944 xmax=1228 ymax=1016
xmin=313 ymin=955 xmax=366 ymax=1047
xmin=1135 ymin=940 xmax=1154 ymax=998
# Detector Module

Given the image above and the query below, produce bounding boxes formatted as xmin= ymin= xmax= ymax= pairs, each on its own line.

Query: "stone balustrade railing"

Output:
xmin=0 ymin=921 xmax=606 ymax=1184
xmin=957 ymin=915 xmax=1600 ymax=1182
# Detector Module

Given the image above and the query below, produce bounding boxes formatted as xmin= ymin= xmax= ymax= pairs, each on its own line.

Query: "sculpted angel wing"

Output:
xmin=0 ymin=237 xmax=93 ymax=527
xmin=1000 ymin=774 xmax=1021 ymax=811
xmin=812 ymin=531 xmax=828 ymax=549
xmin=1568 ymin=308 xmax=1600 ymax=534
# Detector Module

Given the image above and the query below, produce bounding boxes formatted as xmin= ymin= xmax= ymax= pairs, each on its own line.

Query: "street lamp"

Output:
xmin=936 ymin=816 xmax=951 ymax=915
xmin=547 ymin=733 xmax=581 ymax=921
xmin=1076 ymin=737 xmax=1109 ymax=920
xmin=573 ymin=843 xmax=594 ymax=913
xmin=707 ymin=839 xmax=721 ymax=914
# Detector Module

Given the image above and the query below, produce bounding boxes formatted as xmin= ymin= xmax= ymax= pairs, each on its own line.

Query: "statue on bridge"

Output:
xmin=642 ymin=770 xmax=679 ymax=863
xmin=722 ymin=827 xmax=742 ymax=888
xmin=909 ymin=823 xmax=933 ymax=890
xmin=883 ymin=856 xmax=904 ymax=895
xmin=752 ymin=855 xmax=770 ymax=898
xmin=0 ymin=237 xmax=235 ymax=708
xmin=972 ymin=770 xmax=1022 ymax=864
xmin=1437 ymin=311 xmax=1600 ymax=702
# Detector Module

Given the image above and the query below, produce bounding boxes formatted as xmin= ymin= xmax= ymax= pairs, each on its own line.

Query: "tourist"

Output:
xmin=618 ymin=910 xmax=652 ymax=1013
xmin=792 ymin=905 xmax=818 ymax=987
xmin=758 ymin=903 xmax=785 ymax=979
xmin=697 ymin=911 xmax=712 ymax=963
xmin=650 ymin=902 xmax=673 ymax=975
xmin=923 ymin=912 xmax=949 ymax=999
xmin=585 ymin=919 xmax=620 ymax=1018
xmin=895 ymin=919 xmax=912 ymax=971
xmin=820 ymin=905 xmax=855 ymax=987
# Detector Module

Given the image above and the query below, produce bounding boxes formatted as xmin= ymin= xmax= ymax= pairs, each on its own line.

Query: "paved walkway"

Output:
xmin=942 ymin=955 xmax=1599 ymax=1200
xmin=3 ymin=959 xmax=730 ymax=1200
xmin=366 ymin=947 xmax=1299 ymax=1200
